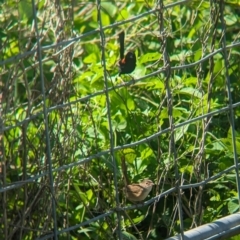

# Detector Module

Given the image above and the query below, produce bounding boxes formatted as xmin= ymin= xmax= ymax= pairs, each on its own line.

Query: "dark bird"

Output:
xmin=118 ymin=31 xmax=136 ymax=75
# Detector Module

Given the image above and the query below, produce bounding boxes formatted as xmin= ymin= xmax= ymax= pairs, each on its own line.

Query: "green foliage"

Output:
xmin=1 ymin=0 xmax=240 ymax=239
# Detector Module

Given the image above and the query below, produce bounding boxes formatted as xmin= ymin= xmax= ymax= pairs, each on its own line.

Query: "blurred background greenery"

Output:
xmin=1 ymin=0 xmax=240 ymax=239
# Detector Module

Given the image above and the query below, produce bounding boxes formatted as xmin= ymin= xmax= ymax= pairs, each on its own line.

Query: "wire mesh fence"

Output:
xmin=1 ymin=0 xmax=240 ymax=239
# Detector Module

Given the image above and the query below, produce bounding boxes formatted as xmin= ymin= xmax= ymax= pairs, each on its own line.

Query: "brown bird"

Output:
xmin=123 ymin=179 xmax=154 ymax=202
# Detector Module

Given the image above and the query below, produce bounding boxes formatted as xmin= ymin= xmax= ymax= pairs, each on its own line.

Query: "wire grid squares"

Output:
xmin=1 ymin=0 xmax=240 ymax=239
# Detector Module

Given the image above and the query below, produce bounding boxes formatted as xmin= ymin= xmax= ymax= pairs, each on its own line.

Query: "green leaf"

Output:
xmin=101 ymin=2 xmax=117 ymax=17
xmin=139 ymin=52 xmax=161 ymax=64
xmin=18 ymin=0 xmax=32 ymax=22
xmin=178 ymin=87 xmax=203 ymax=99
xmin=83 ymin=53 xmax=98 ymax=64
xmin=227 ymin=197 xmax=239 ymax=214
xmin=122 ymin=231 xmax=138 ymax=240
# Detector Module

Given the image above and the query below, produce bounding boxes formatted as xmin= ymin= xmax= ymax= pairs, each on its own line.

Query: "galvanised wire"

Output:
xmin=1 ymin=0 xmax=240 ymax=239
